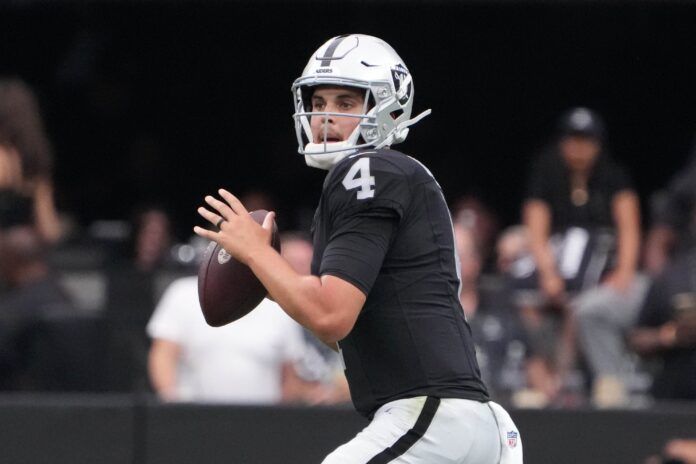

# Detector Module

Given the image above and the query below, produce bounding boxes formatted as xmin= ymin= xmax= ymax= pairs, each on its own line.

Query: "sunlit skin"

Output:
xmin=309 ymin=86 xmax=365 ymax=144
xmin=559 ymin=135 xmax=601 ymax=174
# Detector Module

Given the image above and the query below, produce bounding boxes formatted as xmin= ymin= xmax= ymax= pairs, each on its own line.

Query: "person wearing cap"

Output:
xmin=522 ymin=107 xmax=648 ymax=407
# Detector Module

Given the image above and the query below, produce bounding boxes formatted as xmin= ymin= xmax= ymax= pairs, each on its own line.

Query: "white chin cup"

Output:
xmin=304 ymin=141 xmax=357 ymax=170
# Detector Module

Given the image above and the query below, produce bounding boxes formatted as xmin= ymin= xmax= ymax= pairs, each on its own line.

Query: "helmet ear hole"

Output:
xmin=367 ymin=92 xmax=376 ymax=111
xmin=390 ymin=109 xmax=404 ymax=120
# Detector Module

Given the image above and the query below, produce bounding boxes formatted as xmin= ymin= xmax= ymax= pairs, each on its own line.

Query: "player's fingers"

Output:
xmin=193 ymin=225 xmax=218 ymax=240
xmin=218 ymin=189 xmax=248 ymax=215
xmin=261 ymin=211 xmax=276 ymax=231
xmin=205 ymin=195 xmax=235 ymax=220
xmin=197 ymin=206 xmax=225 ymax=228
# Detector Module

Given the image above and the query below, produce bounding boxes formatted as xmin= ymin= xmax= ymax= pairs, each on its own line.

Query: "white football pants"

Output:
xmin=322 ymin=397 xmax=523 ymax=464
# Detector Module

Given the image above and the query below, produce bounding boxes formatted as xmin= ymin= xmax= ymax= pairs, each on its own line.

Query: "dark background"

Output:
xmin=1 ymin=1 xmax=695 ymax=237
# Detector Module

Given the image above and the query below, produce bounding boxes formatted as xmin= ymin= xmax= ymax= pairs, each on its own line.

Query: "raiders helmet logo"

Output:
xmin=391 ymin=64 xmax=412 ymax=105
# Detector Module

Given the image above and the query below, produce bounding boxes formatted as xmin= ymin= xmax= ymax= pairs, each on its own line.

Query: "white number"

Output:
xmin=342 ymin=158 xmax=375 ymax=199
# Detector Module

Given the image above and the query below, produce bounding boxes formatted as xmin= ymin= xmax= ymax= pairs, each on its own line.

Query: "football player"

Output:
xmin=194 ymin=34 xmax=522 ymax=463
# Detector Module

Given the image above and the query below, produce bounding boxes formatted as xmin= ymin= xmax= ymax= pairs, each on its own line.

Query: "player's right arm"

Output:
xmin=246 ymin=249 xmax=366 ymax=345
xmin=195 ymin=154 xmax=403 ymax=345
xmin=195 ymin=196 xmax=365 ymax=344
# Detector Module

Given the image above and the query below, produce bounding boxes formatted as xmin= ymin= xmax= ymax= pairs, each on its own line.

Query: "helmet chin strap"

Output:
xmin=304 ymin=128 xmax=362 ymax=170
xmin=304 ymin=142 xmax=357 ymax=170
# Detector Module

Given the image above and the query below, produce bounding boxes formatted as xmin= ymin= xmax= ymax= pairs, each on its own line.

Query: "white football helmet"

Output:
xmin=292 ymin=34 xmax=431 ymax=170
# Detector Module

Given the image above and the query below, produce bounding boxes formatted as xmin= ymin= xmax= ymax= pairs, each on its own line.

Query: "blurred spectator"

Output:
xmin=451 ymin=195 xmax=500 ymax=271
xmin=108 ymin=205 xmax=175 ymax=317
xmin=130 ymin=206 xmax=173 ymax=272
xmin=494 ymin=225 xmax=566 ymax=407
xmin=0 ymin=78 xmax=62 ymax=243
xmin=280 ymin=232 xmax=350 ymax=405
xmin=644 ymin=137 xmax=696 ymax=276
xmin=645 ymin=439 xmax=696 ymax=464
xmin=522 ymin=107 xmax=648 ymax=407
xmin=0 ymin=225 xmax=78 ymax=390
xmin=629 ymin=250 xmax=696 ymax=401
xmin=104 ymin=205 xmax=175 ymax=392
xmin=146 ymin=231 xmax=341 ymax=404
xmin=453 ymin=224 xmax=528 ymax=402
xmin=496 ymin=225 xmax=535 ymax=278
xmin=241 ymin=190 xmax=276 ymax=214
xmin=147 ymin=284 xmax=306 ymax=403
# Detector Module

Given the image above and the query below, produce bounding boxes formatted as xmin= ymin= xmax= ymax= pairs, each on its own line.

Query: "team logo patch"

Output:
xmin=507 ymin=431 xmax=518 ymax=449
xmin=390 ymin=64 xmax=412 ymax=105
xmin=217 ymin=248 xmax=232 ymax=264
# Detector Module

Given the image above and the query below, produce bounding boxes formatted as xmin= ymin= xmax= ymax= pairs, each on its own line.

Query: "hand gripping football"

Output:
xmin=198 ymin=210 xmax=280 ymax=326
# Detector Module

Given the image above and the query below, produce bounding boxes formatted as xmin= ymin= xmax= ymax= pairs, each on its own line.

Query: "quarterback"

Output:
xmin=195 ymin=34 xmax=523 ymax=463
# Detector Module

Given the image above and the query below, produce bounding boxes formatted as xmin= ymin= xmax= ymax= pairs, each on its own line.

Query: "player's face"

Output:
xmin=560 ymin=135 xmax=601 ymax=173
xmin=309 ymin=86 xmax=365 ymax=144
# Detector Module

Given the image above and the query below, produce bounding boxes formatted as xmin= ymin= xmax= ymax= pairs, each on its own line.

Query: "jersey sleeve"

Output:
xmin=320 ymin=155 xmax=411 ymax=295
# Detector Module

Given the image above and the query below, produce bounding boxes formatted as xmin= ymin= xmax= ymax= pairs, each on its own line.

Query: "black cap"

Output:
xmin=557 ymin=107 xmax=606 ymax=141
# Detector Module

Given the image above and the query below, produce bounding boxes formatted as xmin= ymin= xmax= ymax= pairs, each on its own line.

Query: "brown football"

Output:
xmin=198 ymin=210 xmax=280 ymax=327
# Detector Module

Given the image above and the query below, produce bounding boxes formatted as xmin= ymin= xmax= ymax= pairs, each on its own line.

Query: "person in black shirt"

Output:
xmin=629 ymin=251 xmax=696 ymax=400
xmin=644 ymin=136 xmax=696 ymax=276
xmin=523 ymin=108 xmax=648 ymax=407
xmin=195 ymin=35 xmax=522 ymax=463
xmin=0 ymin=225 xmax=77 ymax=390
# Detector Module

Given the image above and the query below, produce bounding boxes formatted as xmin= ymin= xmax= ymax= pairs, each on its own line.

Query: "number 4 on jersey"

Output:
xmin=342 ymin=158 xmax=376 ymax=200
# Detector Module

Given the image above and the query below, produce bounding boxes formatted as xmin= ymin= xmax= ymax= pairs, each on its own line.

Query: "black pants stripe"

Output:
xmin=366 ymin=397 xmax=441 ymax=464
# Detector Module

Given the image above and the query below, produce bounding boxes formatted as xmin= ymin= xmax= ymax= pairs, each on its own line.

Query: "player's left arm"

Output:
xmin=194 ymin=189 xmax=365 ymax=345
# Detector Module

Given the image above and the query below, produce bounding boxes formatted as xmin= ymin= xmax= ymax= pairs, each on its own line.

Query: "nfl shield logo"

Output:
xmin=507 ymin=431 xmax=518 ymax=448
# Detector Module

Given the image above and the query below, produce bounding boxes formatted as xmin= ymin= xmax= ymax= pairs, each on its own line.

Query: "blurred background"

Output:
xmin=2 ymin=1 xmax=695 ymax=231
xmin=1 ymin=1 xmax=696 ymax=463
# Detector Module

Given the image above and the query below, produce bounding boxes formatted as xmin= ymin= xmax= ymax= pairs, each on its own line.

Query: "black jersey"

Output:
xmin=311 ymin=148 xmax=489 ymax=417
